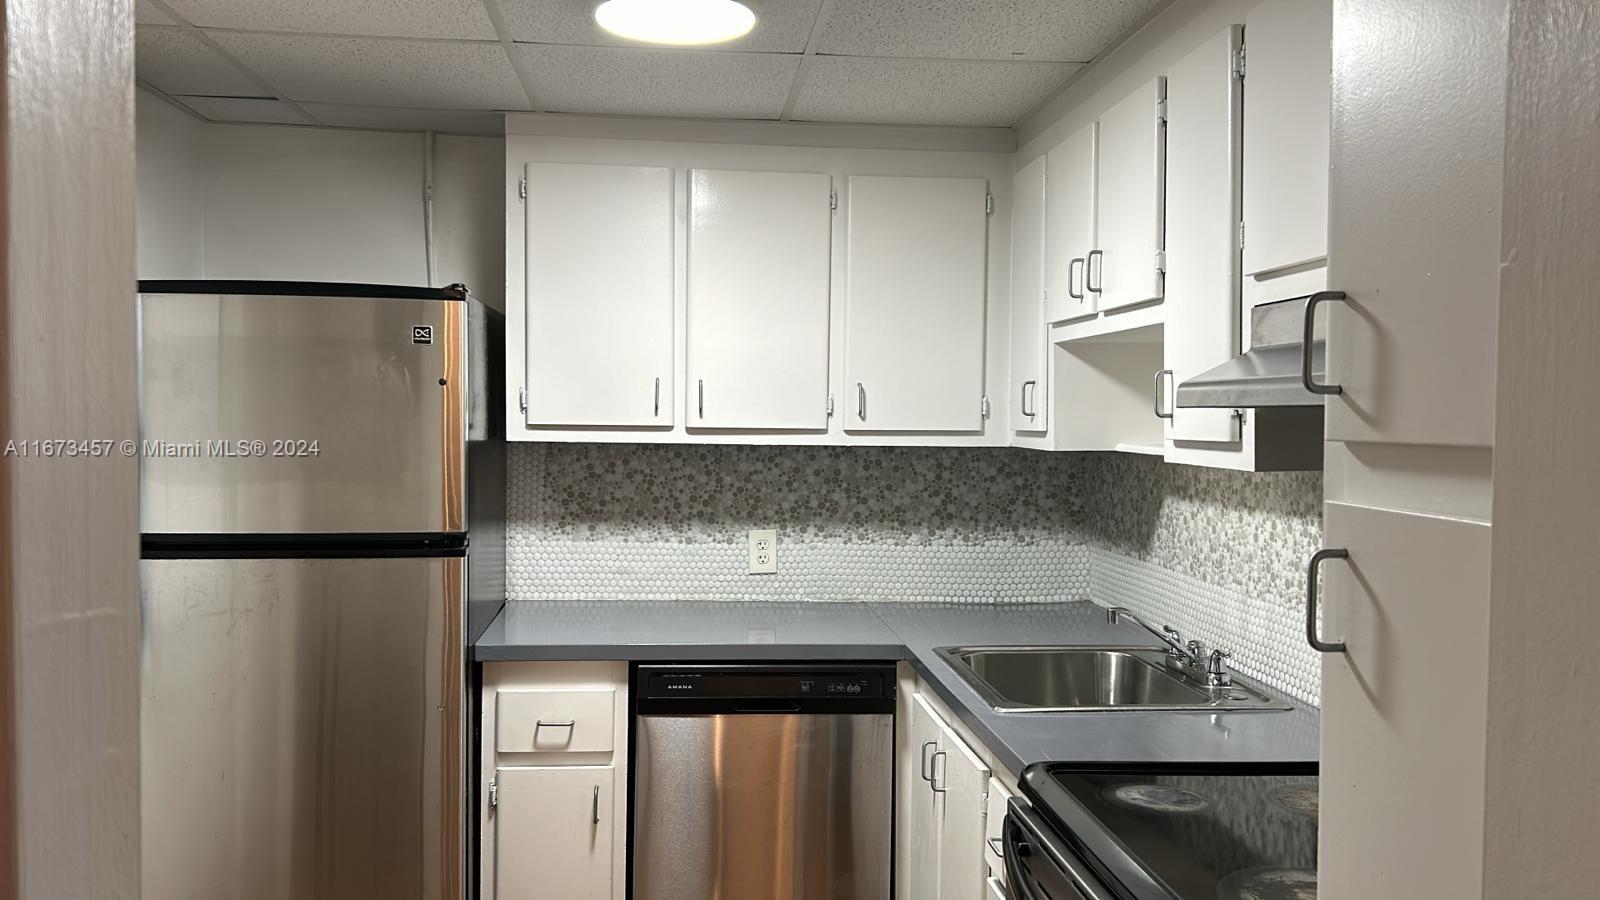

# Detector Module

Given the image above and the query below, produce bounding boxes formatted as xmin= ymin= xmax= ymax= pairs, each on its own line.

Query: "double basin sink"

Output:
xmin=934 ymin=646 xmax=1291 ymax=713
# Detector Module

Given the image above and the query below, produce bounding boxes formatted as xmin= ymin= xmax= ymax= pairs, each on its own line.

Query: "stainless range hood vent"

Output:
xmin=1176 ymin=295 xmax=1329 ymax=408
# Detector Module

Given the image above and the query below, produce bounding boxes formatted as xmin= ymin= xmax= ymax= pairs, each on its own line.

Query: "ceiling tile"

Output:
xmin=500 ymin=0 xmax=823 ymax=53
xmin=514 ymin=45 xmax=797 ymax=119
xmin=792 ymin=56 xmax=1080 ymax=127
xmin=135 ymin=0 xmax=175 ymax=25
xmin=136 ymin=26 xmax=265 ymax=96
xmin=206 ymin=33 xmax=531 ymax=110
xmin=162 ymin=0 xmax=498 ymax=40
xmin=301 ymin=103 xmax=506 ymax=135
xmin=178 ymin=96 xmax=315 ymax=125
xmin=815 ymin=0 xmax=1165 ymax=62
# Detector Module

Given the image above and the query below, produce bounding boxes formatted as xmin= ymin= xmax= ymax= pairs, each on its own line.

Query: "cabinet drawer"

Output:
xmin=496 ymin=688 xmax=616 ymax=753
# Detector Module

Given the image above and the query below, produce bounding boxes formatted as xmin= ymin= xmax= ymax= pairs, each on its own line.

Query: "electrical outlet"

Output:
xmin=747 ymin=529 xmax=778 ymax=575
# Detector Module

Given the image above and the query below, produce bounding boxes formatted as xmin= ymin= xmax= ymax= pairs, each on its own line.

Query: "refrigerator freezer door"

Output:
xmin=140 ymin=556 xmax=464 ymax=900
xmin=139 ymin=289 xmax=465 ymax=534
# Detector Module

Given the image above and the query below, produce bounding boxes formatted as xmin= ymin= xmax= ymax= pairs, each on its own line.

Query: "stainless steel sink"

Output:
xmin=934 ymin=646 xmax=1292 ymax=712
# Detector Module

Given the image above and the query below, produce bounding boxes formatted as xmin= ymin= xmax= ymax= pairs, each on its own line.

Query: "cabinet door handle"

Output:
xmin=920 ymin=740 xmax=937 ymax=782
xmin=856 ymin=383 xmax=867 ymax=421
xmin=535 ymin=719 xmax=576 ymax=732
xmin=1153 ymin=369 xmax=1174 ymax=419
xmin=929 ymin=750 xmax=948 ymax=793
xmin=697 ymin=379 xmax=705 ymax=419
xmin=592 ymin=785 xmax=600 ymax=825
xmin=1086 ymin=249 xmax=1104 ymax=293
xmin=1306 ymin=548 xmax=1349 ymax=653
xmin=653 ymin=377 xmax=660 ymax=417
xmin=1302 ymin=291 xmax=1346 ymax=395
xmin=988 ymin=836 xmax=1005 ymax=857
xmin=1068 ymin=257 xmax=1085 ymax=300
xmin=1020 ymin=380 xmax=1037 ymax=418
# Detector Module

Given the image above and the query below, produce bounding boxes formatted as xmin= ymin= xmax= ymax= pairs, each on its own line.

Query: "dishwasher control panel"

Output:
xmin=635 ymin=664 xmax=897 ymax=714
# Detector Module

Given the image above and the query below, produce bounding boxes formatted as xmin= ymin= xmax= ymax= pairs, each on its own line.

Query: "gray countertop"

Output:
xmin=474 ymin=600 xmax=1320 ymax=774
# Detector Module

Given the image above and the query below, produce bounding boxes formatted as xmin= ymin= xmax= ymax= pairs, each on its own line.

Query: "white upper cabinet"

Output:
xmin=1008 ymin=156 xmax=1048 ymax=433
xmin=523 ymin=162 xmax=674 ymax=428
xmin=843 ymin=175 xmax=989 ymax=433
xmin=1044 ymin=123 xmax=1099 ymax=324
xmin=1324 ymin=0 xmax=1497 ymax=449
xmin=1162 ymin=26 xmax=1245 ymax=446
xmin=686 ymin=169 xmax=832 ymax=430
xmin=1242 ymin=0 xmax=1332 ymax=278
xmin=1094 ymin=77 xmax=1167 ymax=312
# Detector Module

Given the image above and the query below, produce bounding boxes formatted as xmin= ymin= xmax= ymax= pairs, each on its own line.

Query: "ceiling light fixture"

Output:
xmin=594 ymin=0 xmax=756 ymax=46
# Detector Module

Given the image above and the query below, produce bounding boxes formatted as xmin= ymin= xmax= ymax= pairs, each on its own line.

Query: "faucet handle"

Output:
xmin=1206 ymin=649 xmax=1234 ymax=686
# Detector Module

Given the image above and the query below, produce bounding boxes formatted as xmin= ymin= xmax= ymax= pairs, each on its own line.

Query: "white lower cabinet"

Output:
xmin=482 ymin=662 xmax=628 ymax=900
xmin=494 ymin=766 xmax=615 ymax=899
xmin=901 ymin=686 xmax=1002 ymax=900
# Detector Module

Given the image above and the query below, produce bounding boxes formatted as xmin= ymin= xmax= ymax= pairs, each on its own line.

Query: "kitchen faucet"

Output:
xmin=1105 ymin=607 xmax=1233 ymax=688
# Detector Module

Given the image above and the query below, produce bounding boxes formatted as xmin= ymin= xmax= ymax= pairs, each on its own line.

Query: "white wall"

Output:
xmin=134 ymin=91 xmax=505 ymax=309
xmin=136 ymin=91 xmax=205 ymax=279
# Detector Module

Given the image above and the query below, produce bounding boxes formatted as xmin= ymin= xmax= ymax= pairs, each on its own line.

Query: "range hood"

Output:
xmin=1176 ymin=294 xmax=1331 ymax=408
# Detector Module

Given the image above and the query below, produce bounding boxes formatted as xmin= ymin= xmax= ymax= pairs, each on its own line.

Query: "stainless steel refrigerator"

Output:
xmin=137 ymin=281 xmax=504 ymax=900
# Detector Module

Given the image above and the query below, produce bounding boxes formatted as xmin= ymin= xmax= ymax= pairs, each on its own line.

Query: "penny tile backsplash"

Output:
xmin=506 ymin=444 xmax=1324 ymax=700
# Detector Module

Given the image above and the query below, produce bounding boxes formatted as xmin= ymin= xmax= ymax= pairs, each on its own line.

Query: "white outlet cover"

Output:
xmin=747 ymin=529 xmax=778 ymax=575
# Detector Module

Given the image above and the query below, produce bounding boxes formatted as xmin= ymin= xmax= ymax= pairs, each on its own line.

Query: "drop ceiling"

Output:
xmin=136 ymin=0 xmax=1167 ymax=134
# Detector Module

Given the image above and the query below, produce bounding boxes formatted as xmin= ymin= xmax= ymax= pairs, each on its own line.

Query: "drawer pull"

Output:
xmin=534 ymin=719 xmax=576 ymax=742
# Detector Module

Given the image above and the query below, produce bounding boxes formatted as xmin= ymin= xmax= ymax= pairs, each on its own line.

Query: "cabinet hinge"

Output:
xmin=985 ymin=193 xmax=995 ymax=216
xmin=1233 ymin=45 xmax=1247 ymax=79
xmin=1155 ymin=96 xmax=1168 ymax=122
xmin=981 ymin=396 xmax=991 ymax=418
xmin=826 ymin=393 xmax=835 ymax=417
xmin=488 ymin=779 xmax=498 ymax=809
xmin=1238 ymin=219 xmax=1246 ymax=249
xmin=517 ymin=176 xmax=527 ymax=200
xmin=1154 ymin=250 xmax=1167 ymax=273
xmin=518 ymin=386 xmax=527 ymax=413
xmin=829 ymin=190 xmax=838 ymax=211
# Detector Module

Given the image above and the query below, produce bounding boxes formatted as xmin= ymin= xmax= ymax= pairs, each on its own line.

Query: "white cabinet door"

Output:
xmin=1008 ymin=156 xmax=1048 ymax=433
xmin=686 ymin=169 xmax=831 ymax=430
xmin=1318 ymin=502 xmax=1490 ymax=899
xmin=1241 ymin=0 xmax=1331 ymax=278
xmin=523 ymin=163 xmax=673 ymax=428
xmin=935 ymin=725 xmax=992 ymax=900
xmin=1324 ymin=0 xmax=1499 ymax=449
xmin=1044 ymin=124 xmax=1098 ymax=324
xmin=1163 ymin=26 xmax=1244 ymax=445
xmin=983 ymin=776 xmax=1014 ymax=883
xmin=494 ymin=765 xmax=616 ymax=900
xmin=905 ymin=694 xmax=947 ymax=900
xmin=843 ymin=175 xmax=988 ymax=432
xmin=1094 ymin=78 xmax=1167 ymax=312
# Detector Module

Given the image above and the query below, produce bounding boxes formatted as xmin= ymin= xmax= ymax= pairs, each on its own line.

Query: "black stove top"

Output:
xmin=1019 ymin=762 xmax=1319 ymax=900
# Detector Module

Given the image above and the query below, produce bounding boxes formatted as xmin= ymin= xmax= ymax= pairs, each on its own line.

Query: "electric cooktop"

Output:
xmin=1018 ymin=762 xmax=1319 ymax=899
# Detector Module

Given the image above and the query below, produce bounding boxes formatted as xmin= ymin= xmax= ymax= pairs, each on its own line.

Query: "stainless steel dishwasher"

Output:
xmin=632 ymin=664 xmax=895 ymax=900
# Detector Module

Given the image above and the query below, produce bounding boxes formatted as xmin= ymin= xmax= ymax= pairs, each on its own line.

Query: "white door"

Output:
xmin=686 ymin=169 xmax=832 ymax=430
xmin=1318 ymin=502 xmax=1490 ymax=899
xmin=905 ymin=694 xmax=947 ymax=900
xmin=1241 ymin=0 xmax=1331 ymax=278
xmin=935 ymin=725 xmax=992 ymax=900
xmin=494 ymin=765 xmax=616 ymax=899
xmin=1008 ymin=156 xmax=1048 ymax=433
xmin=1044 ymin=123 xmax=1098 ymax=324
xmin=1162 ymin=26 xmax=1244 ymax=445
xmin=523 ymin=162 xmax=673 ymax=428
xmin=1324 ymin=0 xmax=1499 ymax=449
xmin=843 ymin=175 xmax=988 ymax=432
xmin=1094 ymin=78 xmax=1167 ymax=312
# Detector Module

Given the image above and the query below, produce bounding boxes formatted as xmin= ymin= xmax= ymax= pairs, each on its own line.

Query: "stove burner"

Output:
xmin=1100 ymin=783 xmax=1209 ymax=815
xmin=1216 ymin=866 xmax=1317 ymax=900
xmin=1270 ymin=785 xmax=1319 ymax=818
